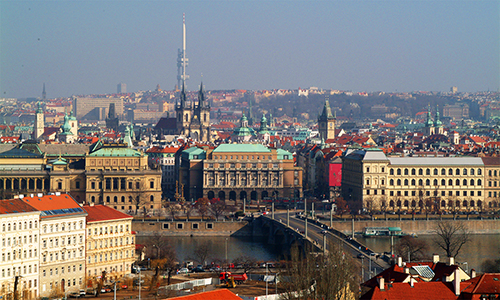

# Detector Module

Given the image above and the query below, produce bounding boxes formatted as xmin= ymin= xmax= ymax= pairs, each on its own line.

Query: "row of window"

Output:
xmin=489 ymin=170 xmax=500 ymax=177
xmin=90 ymin=195 xmax=155 ymax=203
xmin=87 ymin=237 xmax=133 ymax=249
xmin=88 ymin=264 xmax=127 ymax=277
xmin=1 ymin=264 xmax=37 ymax=278
xmin=382 ymin=199 xmax=483 ymax=208
xmin=89 ymin=178 xmax=155 ymax=190
xmin=2 ymin=234 xmax=37 ymax=247
xmin=88 ymin=250 xmax=132 ymax=263
xmin=207 ymin=163 xmax=281 ymax=169
xmin=42 ymin=264 xmax=82 ymax=277
xmin=42 ymin=250 xmax=83 ymax=262
xmin=162 ymin=223 xmax=213 ymax=230
xmin=386 ymin=178 xmax=483 ymax=187
xmin=213 ymin=155 xmax=273 ymax=160
xmin=42 ymin=221 xmax=82 ymax=233
xmin=1 ymin=220 xmax=38 ymax=232
xmin=88 ymin=225 xmax=129 ymax=236
xmin=2 ymin=249 xmax=38 ymax=261
xmin=366 ymin=189 xmax=483 ymax=198
xmin=42 ymin=235 xmax=82 ymax=248
xmin=387 ymin=167 xmax=483 ymax=176
xmin=45 ymin=277 xmax=82 ymax=291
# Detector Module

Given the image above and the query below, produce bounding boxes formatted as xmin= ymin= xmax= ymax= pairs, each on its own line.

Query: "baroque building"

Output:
xmin=179 ymin=144 xmax=303 ymax=202
xmin=317 ymin=98 xmax=336 ymax=142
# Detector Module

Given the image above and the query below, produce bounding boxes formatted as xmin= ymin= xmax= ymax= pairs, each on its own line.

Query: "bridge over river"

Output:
xmin=260 ymin=212 xmax=390 ymax=279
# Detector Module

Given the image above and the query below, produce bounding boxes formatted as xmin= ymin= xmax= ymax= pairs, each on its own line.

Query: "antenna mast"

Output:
xmin=177 ymin=13 xmax=189 ymax=89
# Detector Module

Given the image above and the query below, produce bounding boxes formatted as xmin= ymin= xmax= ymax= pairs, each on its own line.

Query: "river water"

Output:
xmin=357 ymin=234 xmax=500 ymax=272
xmin=137 ymin=234 xmax=499 ymax=272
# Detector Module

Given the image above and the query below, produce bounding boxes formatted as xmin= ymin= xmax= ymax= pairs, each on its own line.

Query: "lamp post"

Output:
xmin=225 ymin=238 xmax=228 ymax=267
xmin=138 ymin=268 xmax=141 ymax=300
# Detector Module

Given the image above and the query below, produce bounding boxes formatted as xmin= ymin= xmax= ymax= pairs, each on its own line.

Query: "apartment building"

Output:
xmin=83 ymin=205 xmax=135 ymax=282
xmin=21 ymin=194 xmax=87 ymax=298
xmin=0 ymin=199 xmax=41 ymax=300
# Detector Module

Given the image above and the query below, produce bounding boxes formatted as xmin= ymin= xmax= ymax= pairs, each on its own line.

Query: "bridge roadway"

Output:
xmin=265 ymin=213 xmax=390 ymax=280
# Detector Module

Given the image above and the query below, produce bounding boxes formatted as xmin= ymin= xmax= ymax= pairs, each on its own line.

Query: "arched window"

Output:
xmin=478 ymin=179 xmax=482 ymax=185
xmin=441 ymin=168 xmax=446 ymax=175
xmin=390 ymin=169 xmax=394 ymax=175
xmin=441 ymin=179 xmax=446 ymax=186
xmin=463 ymin=168 xmax=467 ymax=175
xmin=449 ymin=168 xmax=453 ymax=175
xmin=470 ymin=179 xmax=475 ymax=186
xmin=456 ymin=168 xmax=460 ymax=175
xmin=418 ymin=179 xmax=423 ymax=186
xmin=426 ymin=179 xmax=430 ymax=186
xmin=463 ymin=200 xmax=468 ymax=207
xmin=478 ymin=169 xmax=482 ymax=175
xmin=390 ymin=179 xmax=394 ymax=186
xmin=419 ymin=169 xmax=423 ymax=175
xmin=456 ymin=179 xmax=460 ymax=186
xmin=397 ymin=179 xmax=401 ymax=186
xmin=426 ymin=169 xmax=431 ymax=175
xmin=404 ymin=169 xmax=409 ymax=175
xmin=411 ymin=200 xmax=416 ymax=207
xmin=449 ymin=179 xmax=453 ymax=186
xmin=397 ymin=169 xmax=401 ymax=175
xmin=404 ymin=200 xmax=409 ymax=207
xmin=470 ymin=169 xmax=475 ymax=175
xmin=404 ymin=179 xmax=408 ymax=186
xmin=434 ymin=169 xmax=438 ymax=175
xmin=433 ymin=179 xmax=438 ymax=186
xmin=463 ymin=179 xmax=467 ymax=186
xmin=411 ymin=179 xmax=416 ymax=186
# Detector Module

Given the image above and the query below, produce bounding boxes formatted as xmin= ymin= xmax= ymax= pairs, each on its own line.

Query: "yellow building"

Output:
xmin=342 ymin=149 xmax=492 ymax=212
xmin=83 ymin=205 xmax=135 ymax=282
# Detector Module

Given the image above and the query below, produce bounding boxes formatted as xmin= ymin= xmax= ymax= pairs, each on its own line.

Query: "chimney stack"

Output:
xmin=378 ymin=276 xmax=385 ymax=291
xmin=433 ymin=254 xmax=439 ymax=264
xmin=404 ymin=267 xmax=410 ymax=274
xmin=453 ymin=268 xmax=460 ymax=296
xmin=449 ymin=257 xmax=455 ymax=266
xmin=397 ymin=256 xmax=403 ymax=267
xmin=471 ymin=269 xmax=476 ymax=278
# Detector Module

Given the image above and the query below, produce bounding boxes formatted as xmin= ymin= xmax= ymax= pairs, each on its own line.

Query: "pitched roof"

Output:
xmin=213 ymin=144 xmax=271 ymax=153
xmin=362 ymin=281 xmax=458 ymax=300
xmin=459 ymin=273 xmax=500 ymax=295
xmin=0 ymin=198 xmax=39 ymax=214
xmin=83 ymin=205 xmax=132 ymax=223
xmin=20 ymin=193 xmax=86 ymax=218
xmin=165 ymin=289 xmax=242 ymax=300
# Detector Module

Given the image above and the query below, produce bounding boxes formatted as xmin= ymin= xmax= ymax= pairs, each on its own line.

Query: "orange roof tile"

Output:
xmin=83 ymin=205 xmax=132 ymax=223
xmin=20 ymin=193 xmax=85 ymax=218
xmin=165 ymin=289 xmax=241 ymax=300
xmin=0 ymin=198 xmax=39 ymax=214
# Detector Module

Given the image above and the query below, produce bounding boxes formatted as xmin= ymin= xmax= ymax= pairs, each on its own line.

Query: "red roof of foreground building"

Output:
xmin=82 ymin=205 xmax=132 ymax=223
xmin=0 ymin=198 xmax=39 ymax=214
xmin=20 ymin=193 xmax=86 ymax=218
xmin=362 ymin=281 xmax=459 ymax=300
xmin=165 ymin=289 xmax=241 ymax=300
xmin=459 ymin=273 xmax=500 ymax=297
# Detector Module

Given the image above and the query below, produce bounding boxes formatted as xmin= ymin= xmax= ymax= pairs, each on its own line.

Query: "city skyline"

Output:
xmin=0 ymin=0 xmax=498 ymax=99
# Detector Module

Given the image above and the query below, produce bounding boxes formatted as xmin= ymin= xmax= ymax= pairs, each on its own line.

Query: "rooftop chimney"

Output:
xmin=404 ymin=267 xmax=410 ymax=274
xmin=397 ymin=256 xmax=403 ymax=267
xmin=471 ymin=269 xmax=476 ymax=278
xmin=433 ymin=254 xmax=439 ymax=264
xmin=453 ymin=268 xmax=460 ymax=296
xmin=378 ymin=276 xmax=385 ymax=291
xmin=449 ymin=257 xmax=455 ymax=266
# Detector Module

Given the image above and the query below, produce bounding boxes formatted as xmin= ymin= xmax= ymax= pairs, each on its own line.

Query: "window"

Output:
xmin=419 ymin=169 xmax=423 ymax=175
xmin=463 ymin=168 xmax=467 ymax=175
xmin=206 ymin=223 xmax=213 ymax=229
xmin=434 ymin=169 xmax=438 ymax=175
xmin=162 ymin=223 xmax=169 ymax=229
xmin=448 ymin=168 xmax=453 ymax=175
xmin=192 ymin=223 xmax=199 ymax=229
xmin=176 ymin=223 xmax=183 ymax=229
xmin=390 ymin=169 xmax=394 ymax=175
xmin=426 ymin=168 xmax=430 ymax=175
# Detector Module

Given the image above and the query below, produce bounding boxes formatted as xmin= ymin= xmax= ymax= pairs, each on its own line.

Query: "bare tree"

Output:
xmin=209 ymin=199 xmax=228 ymax=221
xmin=144 ymin=233 xmax=177 ymax=285
xmin=191 ymin=242 xmax=212 ymax=266
xmin=165 ymin=202 xmax=181 ymax=221
xmin=129 ymin=180 xmax=150 ymax=217
xmin=395 ymin=236 xmax=430 ymax=261
xmin=233 ymin=255 xmax=258 ymax=273
xmin=433 ymin=221 xmax=470 ymax=258
xmin=280 ymin=244 xmax=357 ymax=300
xmin=195 ymin=197 xmax=210 ymax=220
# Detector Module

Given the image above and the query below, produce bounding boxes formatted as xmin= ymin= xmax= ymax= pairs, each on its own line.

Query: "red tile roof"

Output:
xmin=165 ymin=289 xmax=241 ymax=300
xmin=83 ymin=205 xmax=132 ymax=223
xmin=0 ymin=198 xmax=39 ymax=214
xmin=362 ymin=281 xmax=458 ymax=300
xmin=20 ymin=193 xmax=84 ymax=218
xmin=459 ymin=273 xmax=500 ymax=296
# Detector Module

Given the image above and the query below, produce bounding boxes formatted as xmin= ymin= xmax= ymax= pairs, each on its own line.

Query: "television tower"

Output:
xmin=177 ymin=13 xmax=189 ymax=89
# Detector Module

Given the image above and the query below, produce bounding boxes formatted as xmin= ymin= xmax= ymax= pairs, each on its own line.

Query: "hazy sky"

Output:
xmin=1 ymin=0 xmax=498 ymax=98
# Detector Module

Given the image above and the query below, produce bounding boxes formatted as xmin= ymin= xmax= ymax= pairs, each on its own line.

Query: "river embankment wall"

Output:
xmin=132 ymin=219 xmax=259 ymax=237
xmin=329 ymin=218 xmax=500 ymax=235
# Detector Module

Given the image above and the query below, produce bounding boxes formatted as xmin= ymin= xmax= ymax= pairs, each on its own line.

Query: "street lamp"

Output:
xmin=225 ymin=238 xmax=228 ymax=267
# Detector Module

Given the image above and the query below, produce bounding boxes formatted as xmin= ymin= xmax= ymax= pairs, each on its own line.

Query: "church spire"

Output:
xmin=42 ymin=83 xmax=46 ymax=100
xmin=319 ymin=97 xmax=334 ymax=120
xmin=198 ymin=82 xmax=206 ymax=107
xmin=180 ymin=82 xmax=187 ymax=108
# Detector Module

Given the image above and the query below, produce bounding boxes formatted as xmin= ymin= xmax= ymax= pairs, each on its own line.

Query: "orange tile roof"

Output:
xmin=164 ymin=289 xmax=241 ymax=300
xmin=460 ymin=273 xmax=500 ymax=295
xmin=83 ymin=205 xmax=132 ymax=223
xmin=362 ymin=281 xmax=458 ymax=300
xmin=20 ymin=193 xmax=85 ymax=218
xmin=0 ymin=198 xmax=39 ymax=214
